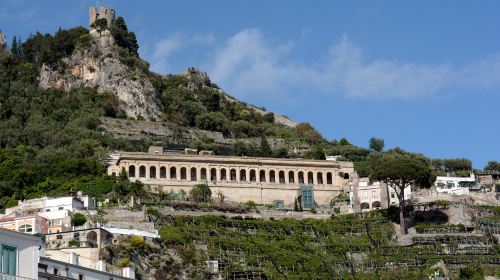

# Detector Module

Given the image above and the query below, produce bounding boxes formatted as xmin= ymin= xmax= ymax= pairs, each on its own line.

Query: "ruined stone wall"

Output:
xmin=89 ymin=6 xmax=115 ymax=27
xmin=0 ymin=32 xmax=7 ymax=53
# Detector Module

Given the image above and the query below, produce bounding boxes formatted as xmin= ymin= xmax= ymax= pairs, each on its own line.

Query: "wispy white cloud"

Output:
xmin=149 ymin=32 xmax=217 ymax=73
xmin=150 ymin=33 xmax=185 ymax=73
xmin=148 ymin=28 xmax=500 ymax=100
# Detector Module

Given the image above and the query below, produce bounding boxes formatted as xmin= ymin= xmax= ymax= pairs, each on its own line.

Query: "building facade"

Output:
xmin=0 ymin=228 xmax=42 ymax=279
xmin=435 ymin=173 xmax=476 ymax=195
xmin=107 ymin=149 xmax=355 ymax=206
xmin=0 ymin=228 xmax=133 ymax=280
xmin=349 ymin=178 xmax=412 ymax=212
xmin=0 ymin=213 xmax=48 ymax=235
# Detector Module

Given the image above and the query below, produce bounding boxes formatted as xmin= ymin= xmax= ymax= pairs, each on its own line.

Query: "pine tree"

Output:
xmin=11 ymin=36 xmax=19 ymax=59
xmin=260 ymin=136 xmax=272 ymax=156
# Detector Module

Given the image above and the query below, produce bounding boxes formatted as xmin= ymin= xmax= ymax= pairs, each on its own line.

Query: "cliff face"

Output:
xmin=39 ymin=44 xmax=162 ymax=120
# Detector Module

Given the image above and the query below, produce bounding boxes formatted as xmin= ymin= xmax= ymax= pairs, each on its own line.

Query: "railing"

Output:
xmin=0 ymin=272 xmax=36 ymax=280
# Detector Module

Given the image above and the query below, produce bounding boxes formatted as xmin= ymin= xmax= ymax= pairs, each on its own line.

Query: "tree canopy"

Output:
xmin=370 ymin=152 xmax=434 ymax=233
xmin=369 ymin=137 xmax=385 ymax=152
xmin=484 ymin=161 xmax=500 ymax=172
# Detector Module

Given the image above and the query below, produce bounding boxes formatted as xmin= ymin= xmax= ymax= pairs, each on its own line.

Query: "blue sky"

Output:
xmin=1 ymin=0 xmax=499 ymax=168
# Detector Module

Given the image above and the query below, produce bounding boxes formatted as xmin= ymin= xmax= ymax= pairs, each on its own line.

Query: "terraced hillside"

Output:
xmin=104 ymin=205 xmax=500 ymax=279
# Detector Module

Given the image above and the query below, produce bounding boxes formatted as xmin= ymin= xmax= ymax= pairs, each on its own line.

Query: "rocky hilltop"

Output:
xmin=39 ymin=44 xmax=162 ymax=120
xmin=39 ymin=7 xmax=161 ymax=120
xmin=37 ymin=6 xmax=298 ymax=128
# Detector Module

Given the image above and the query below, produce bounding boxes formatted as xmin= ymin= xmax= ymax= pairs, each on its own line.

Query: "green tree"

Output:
xmin=338 ymin=138 xmax=350 ymax=146
xmin=368 ymin=137 xmax=385 ymax=152
xmin=110 ymin=17 xmax=139 ymax=56
xmin=260 ymin=136 xmax=272 ymax=156
xmin=91 ymin=18 xmax=108 ymax=35
xmin=370 ymin=153 xmax=434 ymax=234
xmin=443 ymin=158 xmax=472 ymax=172
xmin=190 ymin=184 xmax=212 ymax=203
xmin=484 ymin=161 xmax=500 ymax=172
xmin=71 ymin=213 xmax=87 ymax=227
xmin=305 ymin=145 xmax=326 ymax=160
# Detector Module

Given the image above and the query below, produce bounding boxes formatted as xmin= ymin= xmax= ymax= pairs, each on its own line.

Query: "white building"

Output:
xmin=39 ymin=256 xmax=134 ymax=280
xmin=0 ymin=228 xmax=134 ymax=280
xmin=3 ymin=195 xmax=92 ymax=218
xmin=0 ymin=228 xmax=42 ymax=279
xmin=349 ymin=178 xmax=412 ymax=212
xmin=435 ymin=173 xmax=476 ymax=195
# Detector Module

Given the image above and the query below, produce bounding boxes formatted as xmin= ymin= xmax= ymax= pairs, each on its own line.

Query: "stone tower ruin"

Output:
xmin=0 ymin=32 xmax=7 ymax=53
xmin=88 ymin=6 xmax=115 ymax=48
xmin=89 ymin=6 xmax=115 ymax=28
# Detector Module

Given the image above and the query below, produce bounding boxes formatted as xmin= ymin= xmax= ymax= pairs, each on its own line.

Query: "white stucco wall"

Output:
xmin=0 ymin=229 xmax=42 ymax=279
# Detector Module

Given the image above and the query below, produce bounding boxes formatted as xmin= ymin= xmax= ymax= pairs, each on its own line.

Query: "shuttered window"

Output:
xmin=0 ymin=244 xmax=17 ymax=275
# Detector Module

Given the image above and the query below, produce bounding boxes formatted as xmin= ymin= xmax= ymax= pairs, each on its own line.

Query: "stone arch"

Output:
xmin=259 ymin=170 xmax=266 ymax=182
xmin=307 ymin=171 xmax=314 ymax=184
xmin=298 ymin=171 xmax=304 ymax=184
xmin=128 ymin=165 xmax=136 ymax=177
xmin=288 ymin=171 xmax=295 ymax=184
xmin=230 ymin=169 xmax=237 ymax=181
xmin=86 ymin=231 xmax=98 ymax=248
xmin=210 ymin=168 xmax=217 ymax=181
xmin=200 ymin=168 xmax=207 ymax=180
xmin=372 ymin=201 xmax=381 ymax=209
xmin=190 ymin=167 xmax=197 ymax=181
xmin=170 ymin=167 xmax=177 ymax=180
xmin=180 ymin=167 xmax=187 ymax=180
xmin=279 ymin=171 xmax=286 ymax=184
xmin=269 ymin=170 xmax=276 ymax=183
xmin=139 ymin=166 xmax=146 ymax=178
xmin=221 ymin=168 xmax=227 ymax=181
xmin=150 ymin=166 xmax=156 ymax=179
xmin=160 ymin=167 xmax=167 ymax=178
xmin=360 ymin=202 xmax=370 ymax=210
xmin=326 ymin=172 xmax=333 ymax=184
xmin=250 ymin=169 xmax=256 ymax=182
xmin=240 ymin=169 xmax=247 ymax=182
xmin=317 ymin=172 xmax=323 ymax=184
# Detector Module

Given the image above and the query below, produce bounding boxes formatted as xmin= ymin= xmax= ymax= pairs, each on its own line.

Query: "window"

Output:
xmin=79 ymin=274 xmax=84 ymax=280
xmin=317 ymin=172 xmax=323 ymax=184
xmin=53 ymin=268 xmax=59 ymax=275
xmin=372 ymin=191 xmax=377 ymax=198
xmin=160 ymin=167 xmax=167 ymax=178
xmin=0 ymin=245 xmax=16 ymax=275
xmin=363 ymin=191 xmax=368 ymax=198
xmin=58 ymin=207 xmax=64 ymax=210
xmin=269 ymin=170 xmax=276 ymax=183
xmin=46 ymin=209 xmax=51 ymax=212
xmin=326 ymin=172 xmax=333 ymax=184
xmin=128 ymin=165 xmax=136 ymax=177
xmin=18 ymin=224 xmax=33 ymax=233
xmin=56 ymin=235 xmax=63 ymax=240
xmin=390 ymin=193 xmax=396 ymax=199
xmin=190 ymin=167 xmax=197 ymax=181
xmin=139 ymin=166 xmax=146 ymax=178
xmin=150 ymin=166 xmax=156 ymax=179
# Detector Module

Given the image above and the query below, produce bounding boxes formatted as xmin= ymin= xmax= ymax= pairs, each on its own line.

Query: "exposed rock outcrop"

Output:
xmin=39 ymin=44 xmax=162 ymax=120
xmin=0 ymin=32 xmax=7 ymax=53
